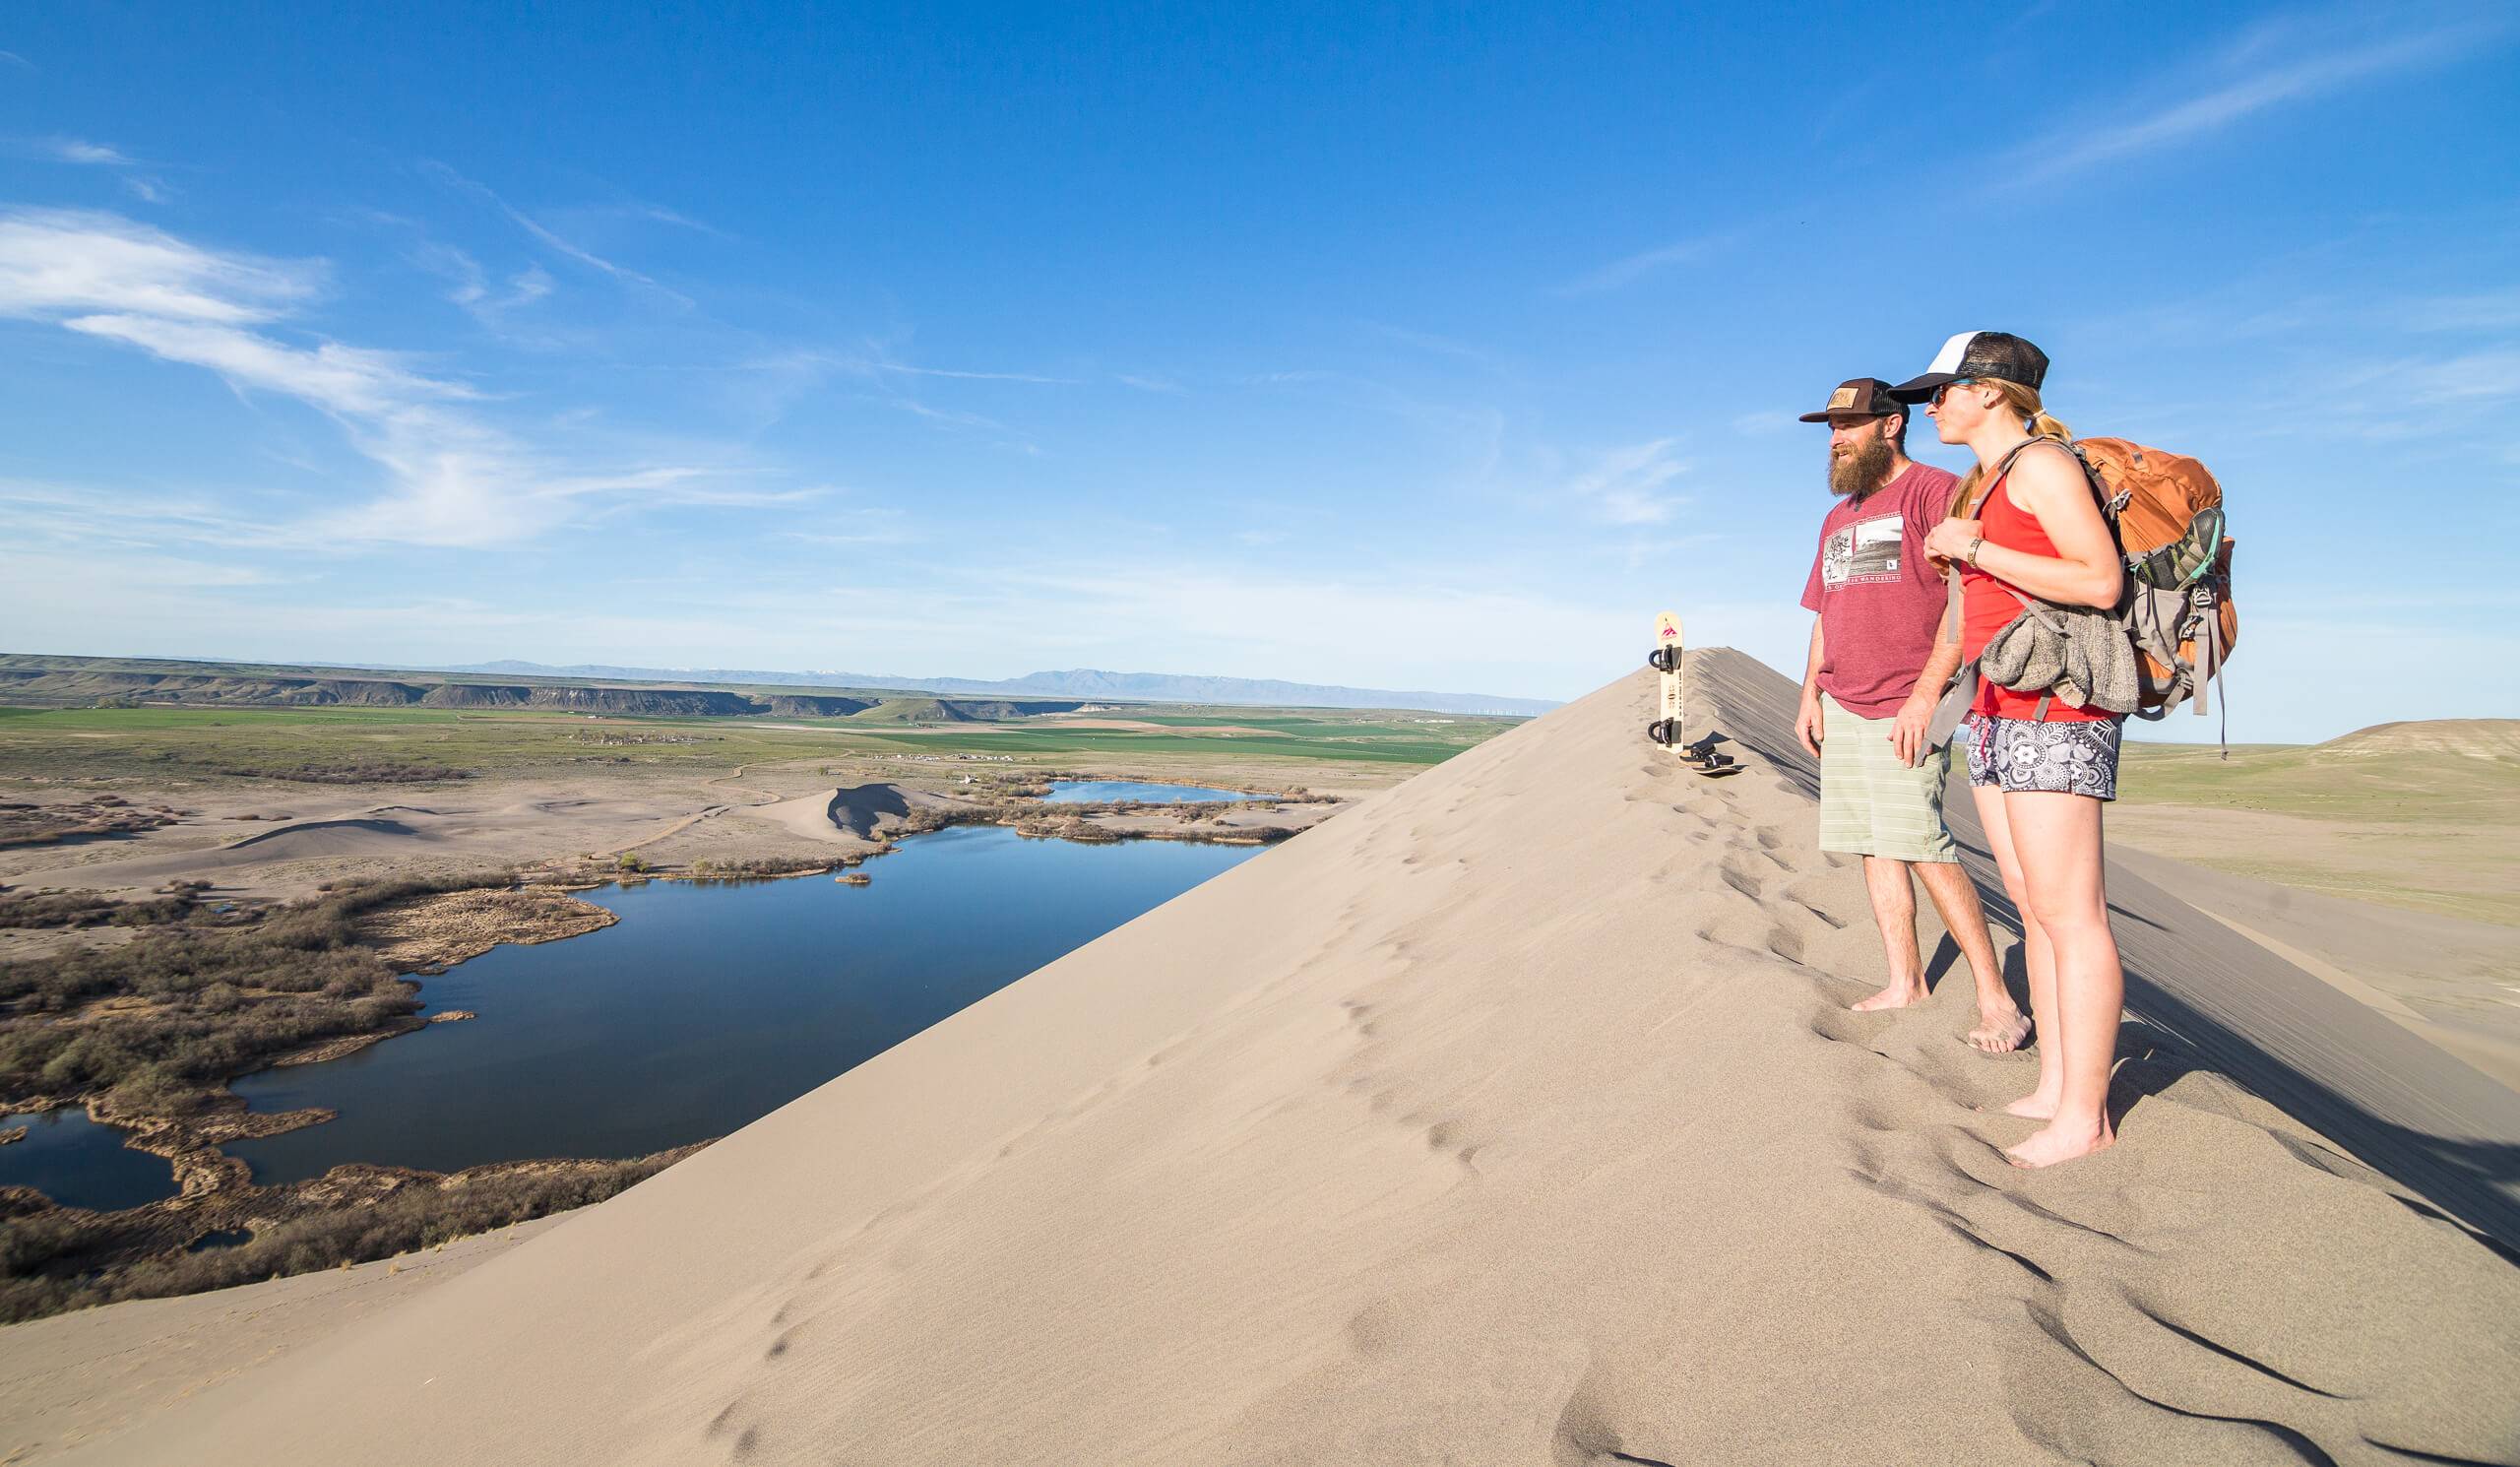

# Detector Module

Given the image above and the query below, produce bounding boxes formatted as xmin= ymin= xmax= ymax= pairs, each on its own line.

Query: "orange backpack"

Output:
xmin=2066 ymin=438 xmax=2238 ymax=720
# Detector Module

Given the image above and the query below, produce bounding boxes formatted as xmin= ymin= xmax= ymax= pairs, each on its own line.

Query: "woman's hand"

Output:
xmin=1922 ymin=517 xmax=1982 ymax=570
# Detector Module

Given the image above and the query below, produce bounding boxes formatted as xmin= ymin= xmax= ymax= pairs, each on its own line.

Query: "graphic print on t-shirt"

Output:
xmin=1820 ymin=512 xmax=1904 ymax=590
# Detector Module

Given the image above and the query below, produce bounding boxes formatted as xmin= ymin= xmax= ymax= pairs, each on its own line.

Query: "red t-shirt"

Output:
xmin=1959 ymin=468 xmax=2115 ymax=723
xmin=1799 ymin=462 xmax=1960 ymax=719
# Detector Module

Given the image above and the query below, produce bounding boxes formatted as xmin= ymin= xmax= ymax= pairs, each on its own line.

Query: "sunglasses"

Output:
xmin=1928 ymin=378 xmax=1977 ymax=407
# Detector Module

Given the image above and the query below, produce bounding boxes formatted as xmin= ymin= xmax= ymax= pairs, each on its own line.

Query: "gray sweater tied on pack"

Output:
xmin=1978 ymin=590 xmax=2142 ymax=715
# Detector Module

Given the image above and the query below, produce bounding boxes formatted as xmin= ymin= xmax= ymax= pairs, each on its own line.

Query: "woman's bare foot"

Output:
xmin=1851 ymin=981 xmax=1927 ymax=1012
xmin=2002 ymin=1088 xmax=2059 ymax=1120
xmin=2003 ymin=1118 xmax=2114 ymax=1169
xmin=1966 ymin=1006 xmax=2032 ymax=1054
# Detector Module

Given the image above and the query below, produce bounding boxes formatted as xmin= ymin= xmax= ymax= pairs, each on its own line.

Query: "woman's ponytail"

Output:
xmin=2001 ymin=381 xmax=2072 ymax=444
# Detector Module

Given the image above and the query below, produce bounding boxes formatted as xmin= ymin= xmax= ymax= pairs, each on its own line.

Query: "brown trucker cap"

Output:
xmin=1796 ymin=377 xmax=1906 ymax=422
xmin=1887 ymin=331 xmax=2049 ymax=403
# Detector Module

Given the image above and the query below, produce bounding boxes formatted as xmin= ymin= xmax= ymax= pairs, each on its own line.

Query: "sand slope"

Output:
xmin=67 ymin=653 xmax=2520 ymax=1465
xmin=0 ymin=1220 xmax=563 ymax=1461
xmin=2110 ymin=846 xmax=2520 ymax=1090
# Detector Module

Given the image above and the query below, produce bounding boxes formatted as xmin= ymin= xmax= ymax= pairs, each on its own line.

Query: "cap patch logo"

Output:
xmin=1828 ymin=387 xmax=1857 ymax=410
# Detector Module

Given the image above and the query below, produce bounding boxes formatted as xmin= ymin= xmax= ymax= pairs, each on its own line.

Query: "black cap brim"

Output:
xmin=1886 ymin=372 xmax=1960 ymax=404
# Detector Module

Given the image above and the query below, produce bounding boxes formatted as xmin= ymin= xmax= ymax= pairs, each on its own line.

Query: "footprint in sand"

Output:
xmin=1716 ymin=860 xmax=1764 ymax=900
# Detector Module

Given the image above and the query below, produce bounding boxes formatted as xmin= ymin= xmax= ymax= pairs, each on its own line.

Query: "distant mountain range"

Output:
xmin=441 ymin=661 xmax=1557 ymax=717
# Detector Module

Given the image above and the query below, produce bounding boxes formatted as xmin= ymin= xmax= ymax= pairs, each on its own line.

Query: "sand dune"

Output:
xmin=3 ymin=792 xmax=716 ymax=896
xmin=220 ymin=815 xmax=428 ymax=854
xmin=746 ymin=782 xmax=965 ymax=844
xmin=45 ymin=653 xmax=2520 ymax=1465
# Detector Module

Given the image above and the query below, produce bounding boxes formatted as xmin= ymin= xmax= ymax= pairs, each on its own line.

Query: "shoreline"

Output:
xmin=0 ymin=778 xmax=1341 ymax=1320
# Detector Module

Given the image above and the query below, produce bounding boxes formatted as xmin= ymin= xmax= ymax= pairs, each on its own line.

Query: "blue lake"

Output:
xmin=0 ymin=1107 xmax=177 ymax=1212
xmin=1043 ymin=780 xmax=1257 ymax=804
xmin=224 ymin=825 xmax=1259 ymax=1185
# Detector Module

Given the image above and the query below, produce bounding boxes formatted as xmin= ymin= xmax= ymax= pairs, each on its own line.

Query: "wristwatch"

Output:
xmin=1965 ymin=535 xmax=1984 ymax=567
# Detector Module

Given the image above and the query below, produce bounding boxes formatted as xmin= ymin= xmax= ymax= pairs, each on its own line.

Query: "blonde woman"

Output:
xmin=1893 ymin=332 xmax=2126 ymax=1168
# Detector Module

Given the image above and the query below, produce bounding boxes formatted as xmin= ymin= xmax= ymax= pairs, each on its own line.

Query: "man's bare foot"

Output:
xmin=2003 ymin=1119 xmax=2114 ymax=1169
xmin=2002 ymin=1089 xmax=2060 ymax=1119
xmin=1966 ymin=1006 xmax=2032 ymax=1054
xmin=1851 ymin=982 xmax=1927 ymax=1012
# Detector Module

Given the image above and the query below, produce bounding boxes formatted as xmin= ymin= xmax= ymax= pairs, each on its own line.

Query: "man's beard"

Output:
xmin=1829 ymin=435 xmax=1894 ymax=498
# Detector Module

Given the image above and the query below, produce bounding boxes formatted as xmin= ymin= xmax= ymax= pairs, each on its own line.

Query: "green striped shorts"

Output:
xmin=1818 ymin=693 xmax=1958 ymax=863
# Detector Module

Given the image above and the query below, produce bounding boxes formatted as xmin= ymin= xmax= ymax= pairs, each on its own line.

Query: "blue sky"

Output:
xmin=2 ymin=2 xmax=2514 ymax=740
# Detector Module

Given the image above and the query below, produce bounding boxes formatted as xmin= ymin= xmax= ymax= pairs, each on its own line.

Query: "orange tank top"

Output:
xmin=1959 ymin=465 xmax=2115 ymax=724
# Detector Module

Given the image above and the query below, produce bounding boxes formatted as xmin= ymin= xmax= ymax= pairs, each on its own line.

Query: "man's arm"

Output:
xmin=1796 ymin=617 xmax=1826 ymax=758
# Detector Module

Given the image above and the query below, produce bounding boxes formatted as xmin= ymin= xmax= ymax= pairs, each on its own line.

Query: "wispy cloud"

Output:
xmin=775 ymin=508 xmax=917 ymax=547
xmin=870 ymin=361 xmax=1078 ymax=385
xmin=20 ymin=136 xmax=176 ymax=203
xmin=0 ymin=208 xmax=315 ymax=322
xmin=0 ymin=208 xmax=789 ymax=548
xmin=411 ymin=239 xmax=556 ymax=332
xmin=0 ymin=477 xmax=286 ymax=552
xmin=2009 ymin=14 xmax=2504 ymax=183
xmin=1557 ymin=230 xmax=1736 ymax=296
xmin=1365 ymin=321 xmax=1513 ymax=375
xmin=2366 ymin=349 xmax=2520 ymax=410
xmin=420 ymin=160 xmax=692 ymax=306
xmin=66 ymin=312 xmax=478 ymax=415
xmin=1559 ymin=437 xmax=1689 ymax=525
xmin=42 ymin=137 xmax=133 ymax=165
xmin=726 ymin=342 xmax=1078 ymax=450
xmin=2401 ymin=287 xmax=2520 ymax=334
xmin=595 ymin=200 xmax=731 ymax=241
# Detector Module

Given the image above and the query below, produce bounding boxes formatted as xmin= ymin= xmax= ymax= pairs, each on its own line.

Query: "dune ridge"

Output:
xmin=68 ymin=652 xmax=2520 ymax=1465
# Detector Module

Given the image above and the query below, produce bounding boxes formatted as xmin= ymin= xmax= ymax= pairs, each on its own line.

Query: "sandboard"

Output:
xmin=1646 ymin=610 xmax=1684 ymax=748
xmin=1645 ymin=611 xmax=1743 ymax=777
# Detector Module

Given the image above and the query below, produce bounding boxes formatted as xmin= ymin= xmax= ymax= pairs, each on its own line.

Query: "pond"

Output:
xmin=1042 ymin=780 xmax=1259 ymax=804
xmin=223 ymin=825 xmax=1260 ymax=1184
xmin=0 ymin=1107 xmax=178 ymax=1212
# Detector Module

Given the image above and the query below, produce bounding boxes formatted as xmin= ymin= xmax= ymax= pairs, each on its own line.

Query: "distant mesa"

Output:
xmin=764 ymin=694 xmax=879 ymax=718
xmin=434 ymin=659 xmax=1555 ymax=716
xmin=2319 ymin=718 xmax=2520 ymax=760
xmin=0 ymin=661 xmax=1077 ymax=723
xmin=0 ymin=654 xmax=1554 ymax=719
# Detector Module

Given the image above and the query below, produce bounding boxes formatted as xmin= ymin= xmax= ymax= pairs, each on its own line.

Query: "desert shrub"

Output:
xmin=0 ymin=872 xmax=508 ymax=1111
xmin=0 ymin=1143 xmax=698 ymax=1322
xmin=694 ymin=857 xmax=829 ymax=877
xmin=0 ymin=889 xmax=196 ymax=928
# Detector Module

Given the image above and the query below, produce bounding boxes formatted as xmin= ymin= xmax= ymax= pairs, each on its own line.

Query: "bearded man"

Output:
xmin=1793 ymin=377 xmax=2026 ymax=1052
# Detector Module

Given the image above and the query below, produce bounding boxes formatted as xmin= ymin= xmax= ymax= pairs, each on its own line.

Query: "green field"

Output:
xmin=0 ymin=702 xmax=1518 ymax=783
xmin=2113 ymin=737 xmax=2520 ymax=925
xmin=2117 ymin=740 xmax=2520 ymax=828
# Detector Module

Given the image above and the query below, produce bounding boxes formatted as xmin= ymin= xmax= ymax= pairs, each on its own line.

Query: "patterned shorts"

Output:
xmin=1959 ymin=713 xmax=2122 ymax=800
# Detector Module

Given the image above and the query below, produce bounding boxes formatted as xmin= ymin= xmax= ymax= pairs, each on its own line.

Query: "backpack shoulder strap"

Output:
xmin=1964 ymin=436 xmax=2057 ymax=519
